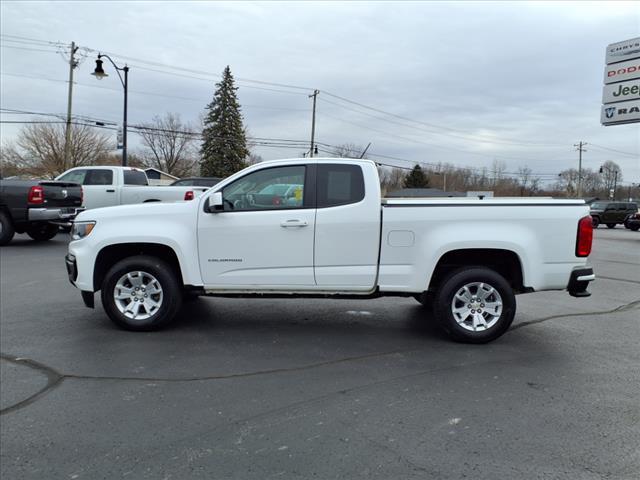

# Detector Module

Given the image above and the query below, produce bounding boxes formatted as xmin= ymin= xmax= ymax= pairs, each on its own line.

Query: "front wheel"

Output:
xmin=433 ymin=267 xmax=516 ymax=343
xmin=606 ymin=223 xmax=616 ymax=229
xmin=100 ymin=255 xmax=182 ymax=331
xmin=26 ymin=223 xmax=58 ymax=241
xmin=591 ymin=217 xmax=600 ymax=228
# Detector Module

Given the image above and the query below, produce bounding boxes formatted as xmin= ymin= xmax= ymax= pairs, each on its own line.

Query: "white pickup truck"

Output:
xmin=65 ymin=158 xmax=595 ymax=343
xmin=56 ymin=166 xmax=207 ymax=210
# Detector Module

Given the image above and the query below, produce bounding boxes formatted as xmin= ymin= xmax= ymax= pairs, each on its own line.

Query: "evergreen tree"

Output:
xmin=403 ymin=164 xmax=430 ymax=188
xmin=200 ymin=66 xmax=249 ymax=177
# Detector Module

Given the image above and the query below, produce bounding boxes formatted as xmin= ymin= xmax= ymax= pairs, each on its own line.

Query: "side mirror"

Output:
xmin=206 ymin=192 xmax=224 ymax=213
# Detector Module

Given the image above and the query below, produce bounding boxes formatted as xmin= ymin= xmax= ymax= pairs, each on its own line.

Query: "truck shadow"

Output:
xmin=166 ymin=298 xmax=465 ymax=344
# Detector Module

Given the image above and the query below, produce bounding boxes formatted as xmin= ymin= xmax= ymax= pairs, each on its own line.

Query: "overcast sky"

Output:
xmin=1 ymin=1 xmax=639 ymax=183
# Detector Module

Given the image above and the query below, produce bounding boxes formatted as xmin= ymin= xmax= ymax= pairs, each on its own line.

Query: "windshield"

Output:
xmin=590 ymin=202 xmax=606 ymax=209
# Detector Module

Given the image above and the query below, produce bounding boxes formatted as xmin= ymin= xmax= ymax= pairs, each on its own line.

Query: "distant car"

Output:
xmin=170 ymin=177 xmax=221 ymax=187
xmin=56 ymin=166 xmax=208 ymax=210
xmin=624 ymin=212 xmax=640 ymax=231
xmin=0 ymin=178 xmax=83 ymax=245
xmin=589 ymin=201 xmax=638 ymax=228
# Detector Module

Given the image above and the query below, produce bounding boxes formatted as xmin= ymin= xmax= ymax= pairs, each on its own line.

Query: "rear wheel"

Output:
xmin=0 ymin=211 xmax=15 ymax=246
xmin=433 ymin=267 xmax=516 ymax=343
xmin=100 ymin=255 xmax=182 ymax=331
xmin=606 ymin=223 xmax=616 ymax=229
xmin=26 ymin=223 xmax=59 ymax=241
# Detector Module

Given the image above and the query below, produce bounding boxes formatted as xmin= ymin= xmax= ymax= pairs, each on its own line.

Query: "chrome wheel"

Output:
xmin=451 ymin=282 xmax=503 ymax=332
xmin=113 ymin=271 xmax=163 ymax=321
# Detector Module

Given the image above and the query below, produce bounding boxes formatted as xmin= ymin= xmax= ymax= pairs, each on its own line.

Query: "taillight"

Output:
xmin=576 ymin=215 xmax=593 ymax=257
xmin=184 ymin=191 xmax=195 ymax=201
xmin=28 ymin=185 xmax=44 ymax=204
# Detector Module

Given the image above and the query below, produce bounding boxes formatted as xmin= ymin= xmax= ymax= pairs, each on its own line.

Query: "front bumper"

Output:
xmin=65 ymin=253 xmax=94 ymax=308
xmin=29 ymin=207 xmax=85 ymax=227
xmin=65 ymin=253 xmax=78 ymax=283
xmin=567 ymin=267 xmax=594 ymax=298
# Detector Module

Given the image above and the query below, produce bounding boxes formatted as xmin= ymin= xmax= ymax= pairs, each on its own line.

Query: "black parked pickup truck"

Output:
xmin=0 ymin=179 xmax=83 ymax=245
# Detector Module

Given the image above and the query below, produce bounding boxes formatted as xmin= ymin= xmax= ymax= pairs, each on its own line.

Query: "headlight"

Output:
xmin=71 ymin=221 xmax=96 ymax=240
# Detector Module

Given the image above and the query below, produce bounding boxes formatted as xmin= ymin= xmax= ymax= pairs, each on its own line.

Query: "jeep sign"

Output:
xmin=602 ymin=37 xmax=640 ymax=126
xmin=602 ymin=79 xmax=640 ymax=104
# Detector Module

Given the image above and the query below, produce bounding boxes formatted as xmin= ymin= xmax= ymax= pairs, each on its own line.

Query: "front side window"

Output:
xmin=222 ymin=166 xmax=306 ymax=211
xmin=84 ymin=169 xmax=114 ymax=186
xmin=317 ymin=164 xmax=365 ymax=208
xmin=58 ymin=169 xmax=87 ymax=184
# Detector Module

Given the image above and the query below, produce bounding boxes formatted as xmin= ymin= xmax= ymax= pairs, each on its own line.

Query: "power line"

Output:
xmin=317 ymin=110 xmax=573 ymax=166
xmin=320 ymin=90 xmax=566 ymax=148
xmin=589 ymin=143 xmax=639 ymax=158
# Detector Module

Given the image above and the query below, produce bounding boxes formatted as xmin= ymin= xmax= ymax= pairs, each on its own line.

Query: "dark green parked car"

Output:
xmin=589 ymin=201 xmax=638 ymax=228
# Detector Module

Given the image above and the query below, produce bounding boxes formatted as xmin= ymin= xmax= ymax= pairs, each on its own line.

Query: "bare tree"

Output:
xmin=246 ymin=152 xmax=263 ymax=165
xmin=379 ymin=166 xmax=407 ymax=195
xmin=332 ymin=143 xmax=368 ymax=159
xmin=599 ymin=160 xmax=623 ymax=197
xmin=517 ymin=166 xmax=532 ymax=195
xmin=138 ymin=113 xmax=198 ymax=177
xmin=1 ymin=123 xmax=112 ymax=178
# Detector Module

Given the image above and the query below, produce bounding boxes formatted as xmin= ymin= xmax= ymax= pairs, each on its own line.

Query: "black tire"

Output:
xmin=630 ymin=225 xmax=640 ymax=232
xmin=100 ymin=255 xmax=182 ymax=331
xmin=606 ymin=223 xmax=616 ymax=229
xmin=433 ymin=267 xmax=516 ymax=344
xmin=0 ymin=211 xmax=16 ymax=246
xmin=591 ymin=216 xmax=600 ymax=228
xmin=26 ymin=223 xmax=59 ymax=241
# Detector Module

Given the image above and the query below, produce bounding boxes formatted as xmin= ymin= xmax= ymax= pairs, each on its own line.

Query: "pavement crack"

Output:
xmin=0 ymin=354 xmax=65 ymax=416
xmin=0 ymin=348 xmax=416 ymax=415
xmin=511 ymin=298 xmax=640 ymax=331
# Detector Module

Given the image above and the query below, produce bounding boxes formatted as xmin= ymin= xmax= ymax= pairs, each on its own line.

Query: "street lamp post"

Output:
xmin=92 ymin=54 xmax=129 ymax=166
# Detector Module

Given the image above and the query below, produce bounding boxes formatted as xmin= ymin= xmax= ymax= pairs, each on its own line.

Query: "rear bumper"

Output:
xmin=567 ymin=267 xmax=594 ymax=298
xmin=29 ymin=207 xmax=84 ymax=226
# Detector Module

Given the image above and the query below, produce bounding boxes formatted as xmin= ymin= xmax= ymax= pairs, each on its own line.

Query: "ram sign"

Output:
xmin=602 ymin=37 xmax=640 ymax=126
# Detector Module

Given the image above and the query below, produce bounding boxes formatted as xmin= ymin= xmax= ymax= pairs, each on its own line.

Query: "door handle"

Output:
xmin=280 ymin=219 xmax=308 ymax=228
xmin=106 ymin=189 xmax=115 ymax=193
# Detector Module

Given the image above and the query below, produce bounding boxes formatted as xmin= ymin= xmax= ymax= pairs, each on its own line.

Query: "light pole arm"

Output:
xmin=97 ymin=54 xmax=128 ymax=88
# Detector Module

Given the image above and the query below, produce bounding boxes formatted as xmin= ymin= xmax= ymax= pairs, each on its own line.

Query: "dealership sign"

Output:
xmin=602 ymin=37 xmax=640 ymax=126
xmin=602 ymin=79 xmax=640 ymax=104
xmin=600 ymin=99 xmax=640 ymax=125
xmin=603 ymin=58 xmax=640 ymax=84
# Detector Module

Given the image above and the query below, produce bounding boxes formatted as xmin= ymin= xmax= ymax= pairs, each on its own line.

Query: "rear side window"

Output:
xmin=317 ymin=164 xmax=365 ymax=208
xmin=124 ymin=170 xmax=148 ymax=185
xmin=84 ymin=169 xmax=113 ymax=185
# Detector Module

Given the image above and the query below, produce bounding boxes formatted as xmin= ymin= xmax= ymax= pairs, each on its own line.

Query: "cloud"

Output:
xmin=1 ymin=1 xmax=638 ymax=180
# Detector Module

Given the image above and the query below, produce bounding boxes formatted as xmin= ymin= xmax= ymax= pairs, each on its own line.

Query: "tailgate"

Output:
xmin=38 ymin=181 xmax=83 ymax=207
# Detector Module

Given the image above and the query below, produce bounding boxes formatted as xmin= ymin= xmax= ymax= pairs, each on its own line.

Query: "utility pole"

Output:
xmin=309 ymin=89 xmax=319 ymax=157
xmin=63 ymin=41 xmax=79 ymax=170
xmin=359 ymin=142 xmax=371 ymax=159
xmin=574 ymin=141 xmax=587 ymax=198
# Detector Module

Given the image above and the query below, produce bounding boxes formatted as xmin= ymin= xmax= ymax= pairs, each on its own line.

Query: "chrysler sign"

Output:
xmin=602 ymin=37 xmax=640 ymax=126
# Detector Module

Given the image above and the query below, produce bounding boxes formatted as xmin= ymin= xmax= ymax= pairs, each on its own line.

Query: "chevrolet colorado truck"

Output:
xmin=65 ymin=158 xmax=595 ymax=343
xmin=55 ymin=166 xmax=208 ymax=210
xmin=0 ymin=178 xmax=83 ymax=245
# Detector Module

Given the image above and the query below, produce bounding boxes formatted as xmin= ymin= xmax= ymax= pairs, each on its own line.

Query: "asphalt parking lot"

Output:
xmin=1 ymin=228 xmax=639 ymax=479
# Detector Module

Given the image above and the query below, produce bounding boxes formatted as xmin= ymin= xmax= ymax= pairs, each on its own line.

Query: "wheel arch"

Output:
xmin=428 ymin=248 xmax=526 ymax=294
xmin=93 ymin=243 xmax=184 ymax=291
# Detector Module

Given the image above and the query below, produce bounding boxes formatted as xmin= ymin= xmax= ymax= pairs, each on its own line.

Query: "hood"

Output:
xmin=75 ymin=199 xmax=198 ymax=222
